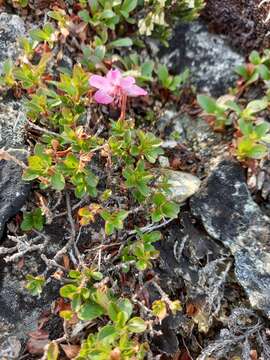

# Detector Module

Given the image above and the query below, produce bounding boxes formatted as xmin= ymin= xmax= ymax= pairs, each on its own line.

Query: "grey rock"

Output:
xmin=190 ymin=160 xmax=270 ymax=317
xmin=157 ymin=111 xmax=230 ymax=176
xmin=158 ymin=22 xmax=244 ymax=96
xmin=0 ymin=149 xmax=30 ymax=239
xmin=0 ymin=13 xmax=25 ymax=72
xmin=0 ymin=102 xmax=26 ymax=148
xmin=0 ymin=336 xmax=21 ymax=359
xmin=0 ymin=264 xmax=60 ymax=345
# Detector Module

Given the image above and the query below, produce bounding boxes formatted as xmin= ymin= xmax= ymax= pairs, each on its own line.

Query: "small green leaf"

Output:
xmin=249 ymin=50 xmax=261 ymax=65
xmin=78 ymin=301 xmax=104 ymax=321
xmin=197 ymin=95 xmax=219 ymax=114
xmin=47 ymin=341 xmax=59 ymax=360
xmin=118 ymin=299 xmax=133 ymax=320
xmin=97 ymin=325 xmax=117 ymax=343
xmin=246 ymin=98 xmax=268 ymax=114
xmin=78 ymin=10 xmax=91 ymax=23
xmin=101 ymin=10 xmax=115 ymax=19
xmin=258 ymin=64 xmax=270 ymax=80
xmin=121 ymin=0 xmax=137 ymax=13
xmin=127 ymin=317 xmax=147 ymax=333
xmin=60 ymin=284 xmax=78 ymax=299
xmin=248 ymin=144 xmax=268 ymax=159
xmin=51 ymin=171 xmax=65 ymax=191
xmin=108 ymin=37 xmax=133 ymax=48
xmin=59 ymin=310 xmax=73 ymax=321
xmin=21 ymin=208 xmax=44 ymax=232
xmin=25 ymin=275 xmax=45 ymax=297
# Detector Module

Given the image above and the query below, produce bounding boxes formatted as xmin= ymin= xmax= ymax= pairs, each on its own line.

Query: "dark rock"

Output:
xmin=191 ymin=159 xmax=270 ymax=318
xmin=157 ymin=22 xmax=244 ymax=96
xmin=0 ymin=150 xmax=31 ymax=239
xmin=0 ymin=265 xmax=60 ymax=344
xmin=0 ymin=102 xmax=30 ymax=240
xmin=152 ymin=327 xmax=179 ymax=355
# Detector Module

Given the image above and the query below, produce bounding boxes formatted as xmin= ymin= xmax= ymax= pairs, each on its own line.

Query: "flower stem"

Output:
xmin=120 ymin=94 xmax=127 ymax=120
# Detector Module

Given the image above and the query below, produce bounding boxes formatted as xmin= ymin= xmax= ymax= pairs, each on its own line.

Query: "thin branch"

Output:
xmin=128 ymin=218 xmax=174 ymax=235
xmin=0 ymin=148 xmax=27 ymax=169
xmin=27 ymin=119 xmax=60 ymax=137
xmin=53 ymin=192 xmax=76 ymax=263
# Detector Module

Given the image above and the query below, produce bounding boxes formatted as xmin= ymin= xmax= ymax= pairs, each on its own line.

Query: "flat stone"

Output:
xmin=158 ymin=21 xmax=244 ymax=96
xmin=158 ymin=169 xmax=201 ymax=204
xmin=190 ymin=159 xmax=270 ymax=317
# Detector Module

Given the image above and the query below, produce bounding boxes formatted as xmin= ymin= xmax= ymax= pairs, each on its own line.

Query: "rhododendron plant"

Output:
xmin=89 ymin=69 xmax=147 ymax=119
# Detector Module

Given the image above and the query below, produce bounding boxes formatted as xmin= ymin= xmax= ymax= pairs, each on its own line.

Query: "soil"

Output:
xmin=202 ymin=0 xmax=270 ymax=53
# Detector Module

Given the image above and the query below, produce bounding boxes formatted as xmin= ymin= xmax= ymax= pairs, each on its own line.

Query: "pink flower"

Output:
xmin=89 ymin=69 xmax=148 ymax=105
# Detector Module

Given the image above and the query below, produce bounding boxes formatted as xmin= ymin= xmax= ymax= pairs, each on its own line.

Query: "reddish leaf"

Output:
xmin=61 ymin=344 xmax=80 ymax=359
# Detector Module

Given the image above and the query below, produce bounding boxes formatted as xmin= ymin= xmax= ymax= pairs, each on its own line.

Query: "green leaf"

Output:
xmin=108 ymin=37 xmax=133 ymax=48
xmin=78 ymin=301 xmax=104 ymax=320
xmin=246 ymin=71 xmax=260 ymax=85
xmin=225 ymin=100 xmax=241 ymax=114
xmin=248 ymin=144 xmax=267 ymax=159
xmin=116 ymin=210 xmax=129 ymax=221
xmin=101 ymin=10 xmax=115 ymax=19
xmin=78 ymin=10 xmax=91 ymax=23
xmin=127 ymin=317 xmax=147 ymax=333
xmin=47 ymin=341 xmax=59 ymax=360
xmin=157 ymin=65 xmax=169 ymax=85
xmin=141 ymin=61 xmax=154 ymax=78
xmin=249 ymin=50 xmax=261 ymax=65
xmin=239 ymin=118 xmax=253 ymax=136
xmin=254 ymin=122 xmax=270 ymax=138
xmin=20 ymin=214 xmax=33 ymax=232
xmin=197 ymin=94 xmax=219 ymax=114
xmin=142 ymin=231 xmax=161 ymax=243
xmin=108 ymin=301 xmax=119 ymax=322
xmin=97 ymin=325 xmax=118 ymax=343
xmin=235 ymin=65 xmax=249 ymax=79
xmin=118 ymin=299 xmax=133 ymax=320
xmin=136 ymin=260 xmax=148 ymax=271
xmin=51 ymin=172 xmax=65 ymax=191
xmin=162 ymin=202 xmax=179 ymax=218
xmin=116 ymin=310 xmax=129 ymax=327
xmin=25 ymin=275 xmax=45 ymax=297
xmin=60 ymin=284 xmax=78 ymax=299
xmin=258 ymin=64 xmax=270 ymax=80
xmin=71 ymin=293 xmax=82 ymax=312
xmin=246 ymin=98 xmax=268 ymax=113
xmin=121 ymin=0 xmax=137 ymax=13
xmin=21 ymin=208 xmax=44 ymax=232
xmin=32 ymin=208 xmax=44 ymax=231
xmin=59 ymin=310 xmax=73 ymax=320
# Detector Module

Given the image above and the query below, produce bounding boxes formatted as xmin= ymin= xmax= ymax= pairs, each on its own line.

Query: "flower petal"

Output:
xmin=94 ymin=90 xmax=113 ymax=104
xmin=120 ymin=76 xmax=135 ymax=89
xmin=89 ymin=75 xmax=110 ymax=90
xmin=125 ymin=84 xmax=148 ymax=97
xmin=106 ymin=69 xmax=122 ymax=85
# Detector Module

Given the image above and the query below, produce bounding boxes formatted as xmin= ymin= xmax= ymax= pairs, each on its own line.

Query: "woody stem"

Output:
xmin=120 ymin=94 xmax=127 ymax=120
